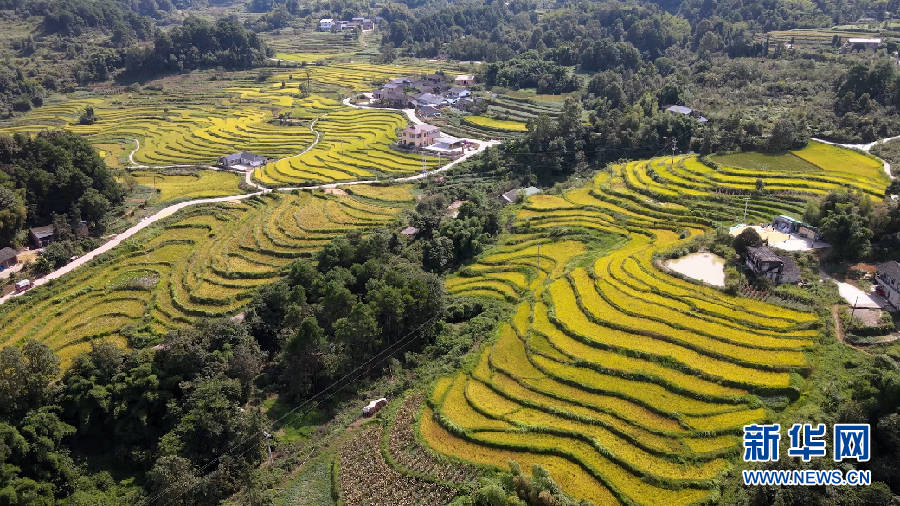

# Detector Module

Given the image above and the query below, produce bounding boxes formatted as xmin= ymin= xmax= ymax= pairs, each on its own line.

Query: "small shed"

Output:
xmin=664 ymin=105 xmax=708 ymax=123
xmin=0 ymin=247 xmax=17 ymax=269
xmin=400 ymin=226 xmax=419 ymax=237
xmin=772 ymin=215 xmax=801 ymax=234
xmin=363 ymin=398 xmax=388 ymax=416
xmin=218 ymin=152 xmax=267 ymax=170
xmin=424 ymin=135 xmax=466 ymax=157
xmin=499 ymin=186 xmax=542 ymax=204
xmin=29 ymin=225 xmax=56 ymax=248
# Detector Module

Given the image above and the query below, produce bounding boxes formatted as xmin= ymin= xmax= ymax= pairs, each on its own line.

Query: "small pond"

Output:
xmin=664 ymin=252 xmax=725 ymax=287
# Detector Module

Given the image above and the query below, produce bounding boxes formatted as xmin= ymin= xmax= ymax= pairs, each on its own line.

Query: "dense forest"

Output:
xmin=245 ymin=233 xmax=446 ymax=402
xmin=0 ymin=2 xmax=268 ymax=114
xmin=373 ymin=0 xmax=900 ymax=145
xmin=122 ymin=16 xmax=270 ymax=77
xmin=0 ymin=323 xmax=265 ymax=504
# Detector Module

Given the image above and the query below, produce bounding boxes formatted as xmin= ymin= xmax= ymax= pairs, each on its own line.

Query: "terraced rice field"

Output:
xmin=254 ymin=107 xmax=441 ymax=185
xmin=129 ymin=169 xmax=245 ymax=204
xmin=463 ymin=115 xmax=528 ymax=132
xmin=272 ymin=52 xmax=355 ymax=63
xmin=422 ymin=144 xmax=888 ymax=504
xmin=712 ymin=141 xmax=889 ymax=189
xmin=0 ymin=186 xmax=412 ymax=365
xmin=271 ymin=61 xmax=451 ymax=92
xmin=0 ymin=63 xmax=445 ymax=184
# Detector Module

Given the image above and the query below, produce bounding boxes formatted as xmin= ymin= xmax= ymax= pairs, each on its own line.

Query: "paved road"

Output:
xmin=0 ymin=263 xmax=23 ymax=280
xmin=820 ymin=270 xmax=885 ymax=309
xmin=1 ymin=103 xmax=500 ymax=304
xmin=339 ymin=97 xmax=424 ymax=126
xmin=0 ymin=191 xmax=267 ymax=304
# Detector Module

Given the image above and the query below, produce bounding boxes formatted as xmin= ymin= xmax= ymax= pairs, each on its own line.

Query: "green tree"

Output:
xmin=0 ymin=340 xmax=59 ymax=419
xmin=78 ymin=106 xmax=97 ymax=125
xmin=819 ymin=202 xmax=872 ymax=260
xmin=0 ymin=187 xmax=26 ymax=246
xmin=733 ymin=227 xmax=763 ymax=256
xmin=279 ymin=316 xmax=325 ymax=400
xmin=77 ymin=188 xmax=110 ymax=230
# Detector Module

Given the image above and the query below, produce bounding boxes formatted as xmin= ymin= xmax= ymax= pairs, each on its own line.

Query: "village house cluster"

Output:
xmin=366 ymin=73 xmax=483 ymax=159
xmin=319 ymin=17 xmax=376 ymax=32
xmin=839 ymin=37 xmax=882 ymax=54
xmin=373 ymin=74 xmax=480 ymax=113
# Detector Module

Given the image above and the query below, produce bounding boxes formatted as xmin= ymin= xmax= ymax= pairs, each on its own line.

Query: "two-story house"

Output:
xmin=875 ymin=261 xmax=900 ymax=309
xmin=400 ymin=124 xmax=440 ymax=148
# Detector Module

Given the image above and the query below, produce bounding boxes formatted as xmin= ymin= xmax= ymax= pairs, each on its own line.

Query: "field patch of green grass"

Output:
xmin=711 ymin=151 xmax=822 ymax=173
xmin=262 ymin=396 xmax=329 ymax=442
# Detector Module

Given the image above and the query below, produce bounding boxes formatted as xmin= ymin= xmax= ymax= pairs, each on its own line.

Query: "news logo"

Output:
xmin=742 ymin=424 xmax=781 ymax=462
xmin=741 ymin=423 xmax=872 ymax=486
xmin=787 ymin=423 xmax=827 ymax=462
xmin=833 ymin=424 xmax=870 ymax=462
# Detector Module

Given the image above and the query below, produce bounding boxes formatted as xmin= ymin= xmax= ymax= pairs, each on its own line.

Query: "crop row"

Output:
xmin=0 ymin=190 xmax=410 ymax=364
xmin=421 ymin=141 xmax=893 ymax=503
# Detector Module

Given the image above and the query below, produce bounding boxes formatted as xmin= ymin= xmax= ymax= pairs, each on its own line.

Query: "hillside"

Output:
xmin=413 ymin=145 xmax=888 ymax=503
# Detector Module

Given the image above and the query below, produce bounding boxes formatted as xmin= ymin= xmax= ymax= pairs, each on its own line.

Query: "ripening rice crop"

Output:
xmin=462 ymin=115 xmax=528 ymax=132
xmin=420 ymin=406 xmax=620 ymax=505
xmin=790 ymin=140 xmax=888 ymax=183
xmin=423 ymin=141 xmax=890 ymax=504
xmin=0 ymin=189 xmax=412 ymax=365
xmin=129 ymin=169 xmax=245 ymax=204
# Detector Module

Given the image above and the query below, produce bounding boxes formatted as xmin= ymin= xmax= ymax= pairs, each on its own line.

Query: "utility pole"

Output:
xmin=263 ymin=431 xmax=274 ymax=465
xmin=851 ymin=295 xmax=859 ymax=318
xmin=670 ymin=138 xmax=676 ymax=169
xmin=742 ymin=197 xmax=750 ymax=224
xmin=305 ymin=70 xmax=311 ymax=98
xmin=537 ymin=243 xmax=541 ymax=276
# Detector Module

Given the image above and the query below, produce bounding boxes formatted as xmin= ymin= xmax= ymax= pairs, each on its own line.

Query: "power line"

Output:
xmin=139 ymin=314 xmax=440 ymax=506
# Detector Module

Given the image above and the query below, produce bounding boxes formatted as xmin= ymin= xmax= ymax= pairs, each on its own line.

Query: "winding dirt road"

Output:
xmin=0 ymin=106 xmax=499 ymax=304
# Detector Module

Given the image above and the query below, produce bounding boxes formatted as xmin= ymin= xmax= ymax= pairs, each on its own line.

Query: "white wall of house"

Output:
xmin=876 ymin=273 xmax=900 ymax=308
